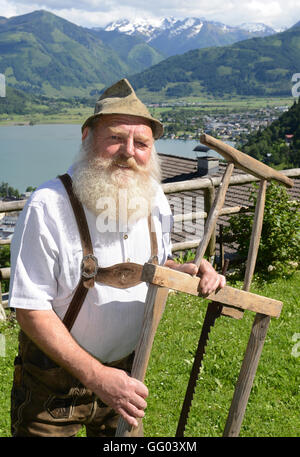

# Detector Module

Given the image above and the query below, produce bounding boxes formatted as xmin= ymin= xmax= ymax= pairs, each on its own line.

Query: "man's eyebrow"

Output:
xmin=107 ymin=126 xmax=127 ymax=136
xmin=107 ymin=126 xmax=152 ymax=144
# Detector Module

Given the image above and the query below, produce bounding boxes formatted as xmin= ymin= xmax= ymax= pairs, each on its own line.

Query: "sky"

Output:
xmin=0 ymin=0 xmax=299 ymax=30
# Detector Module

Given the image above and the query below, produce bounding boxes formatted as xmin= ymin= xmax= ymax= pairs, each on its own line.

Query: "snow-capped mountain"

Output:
xmin=100 ymin=17 xmax=277 ymax=56
xmin=240 ymin=22 xmax=281 ymax=33
xmin=104 ymin=17 xmax=163 ymax=40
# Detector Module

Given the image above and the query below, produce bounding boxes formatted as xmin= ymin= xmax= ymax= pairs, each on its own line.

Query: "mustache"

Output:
xmin=112 ymin=155 xmax=139 ymax=171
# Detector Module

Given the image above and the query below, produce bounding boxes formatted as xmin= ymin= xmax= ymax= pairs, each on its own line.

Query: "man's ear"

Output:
xmin=82 ymin=127 xmax=89 ymax=141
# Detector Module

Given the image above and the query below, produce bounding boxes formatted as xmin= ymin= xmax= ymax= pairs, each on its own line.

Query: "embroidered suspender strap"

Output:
xmin=58 ymin=173 xmax=97 ymax=331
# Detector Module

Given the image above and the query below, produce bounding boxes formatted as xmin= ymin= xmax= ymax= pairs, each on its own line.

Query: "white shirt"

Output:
xmin=9 ymin=172 xmax=173 ymax=363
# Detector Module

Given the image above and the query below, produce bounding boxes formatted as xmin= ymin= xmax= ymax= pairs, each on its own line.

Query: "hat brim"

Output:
xmin=81 ymin=112 xmax=164 ymax=140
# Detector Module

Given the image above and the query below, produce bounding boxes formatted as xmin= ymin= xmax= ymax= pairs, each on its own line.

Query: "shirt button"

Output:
xmin=124 ymin=234 xmax=128 ymax=240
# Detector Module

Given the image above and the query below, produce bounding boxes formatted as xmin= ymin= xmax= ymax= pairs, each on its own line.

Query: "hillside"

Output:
xmin=240 ymin=98 xmax=300 ymax=168
xmin=0 ymin=10 xmax=164 ymax=97
xmin=0 ymin=86 xmax=40 ymax=114
xmin=90 ymin=28 xmax=163 ymax=71
xmin=0 ymin=85 xmax=95 ymax=119
xmin=131 ymin=23 xmax=300 ymax=99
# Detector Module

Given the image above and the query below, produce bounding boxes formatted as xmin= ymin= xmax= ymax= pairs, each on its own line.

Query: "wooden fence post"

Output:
xmin=0 ymin=283 xmax=6 ymax=321
xmin=203 ymin=183 xmax=216 ymax=264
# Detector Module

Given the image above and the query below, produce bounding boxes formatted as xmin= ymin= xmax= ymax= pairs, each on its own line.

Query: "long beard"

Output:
xmin=72 ymin=141 xmax=161 ymax=232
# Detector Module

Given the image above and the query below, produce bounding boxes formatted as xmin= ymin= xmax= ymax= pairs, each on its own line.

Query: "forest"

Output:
xmin=239 ymin=98 xmax=300 ymax=168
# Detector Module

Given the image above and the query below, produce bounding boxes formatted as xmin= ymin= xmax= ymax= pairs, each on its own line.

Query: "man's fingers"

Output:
xmin=126 ymin=399 xmax=146 ymax=419
xmin=117 ymin=394 xmax=147 ymax=428
xmin=131 ymin=393 xmax=147 ymax=414
xmin=131 ymin=378 xmax=149 ymax=399
xmin=219 ymin=274 xmax=226 ymax=288
xmin=200 ymin=273 xmax=226 ymax=296
xmin=118 ymin=407 xmax=139 ymax=428
xmin=125 ymin=382 xmax=148 ymax=418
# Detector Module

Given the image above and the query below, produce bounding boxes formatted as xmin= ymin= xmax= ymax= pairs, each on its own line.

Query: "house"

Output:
xmin=0 ymin=214 xmax=19 ymax=240
xmin=285 ymin=134 xmax=294 ymax=145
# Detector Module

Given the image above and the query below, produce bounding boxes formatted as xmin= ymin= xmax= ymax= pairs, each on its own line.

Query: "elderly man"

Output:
xmin=9 ymin=79 xmax=225 ymax=437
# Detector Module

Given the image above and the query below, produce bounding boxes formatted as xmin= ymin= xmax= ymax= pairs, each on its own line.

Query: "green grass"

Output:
xmin=144 ymin=272 xmax=300 ymax=437
xmin=0 ymin=314 xmax=19 ymax=437
xmin=0 ymin=272 xmax=299 ymax=437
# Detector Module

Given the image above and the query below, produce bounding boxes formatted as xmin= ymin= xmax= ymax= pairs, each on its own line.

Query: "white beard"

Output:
xmin=72 ymin=137 xmax=161 ymax=232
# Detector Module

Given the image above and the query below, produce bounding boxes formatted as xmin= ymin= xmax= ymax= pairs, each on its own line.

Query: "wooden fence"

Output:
xmin=1 ymin=168 xmax=300 ymax=319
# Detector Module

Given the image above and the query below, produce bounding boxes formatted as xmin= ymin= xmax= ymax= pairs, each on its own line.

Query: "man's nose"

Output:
xmin=122 ymin=137 xmax=135 ymax=157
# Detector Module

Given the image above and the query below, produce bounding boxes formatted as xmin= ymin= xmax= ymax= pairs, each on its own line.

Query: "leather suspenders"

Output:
xmin=58 ymin=173 xmax=158 ymax=332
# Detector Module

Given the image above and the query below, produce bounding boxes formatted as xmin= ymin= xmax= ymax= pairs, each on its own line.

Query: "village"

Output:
xmin=201 ymin=105 xmax=289 ymax=141
xmin=151 ymin=103 xmax=290 ymax=142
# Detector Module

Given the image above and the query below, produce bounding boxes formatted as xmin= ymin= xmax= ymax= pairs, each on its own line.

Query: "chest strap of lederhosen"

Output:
xmin=58 ymin=173 xmax=159 ymax=332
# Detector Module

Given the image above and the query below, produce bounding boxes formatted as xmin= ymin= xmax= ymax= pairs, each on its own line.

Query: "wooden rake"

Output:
xmin=115 ymin=134 xmax=294 ymax=437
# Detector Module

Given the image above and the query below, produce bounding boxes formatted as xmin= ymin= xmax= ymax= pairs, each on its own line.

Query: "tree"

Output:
xmin=0 ymin=182 xmax=20 ymax=199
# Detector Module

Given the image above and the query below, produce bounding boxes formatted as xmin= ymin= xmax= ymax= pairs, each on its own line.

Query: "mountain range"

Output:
xmin=131 ymin=22 xmax=300 ymax=99
xmin=0 ymin=10 xmax=299 ymax=99
xmin=101 ymin=17 xmax=278 ymax=57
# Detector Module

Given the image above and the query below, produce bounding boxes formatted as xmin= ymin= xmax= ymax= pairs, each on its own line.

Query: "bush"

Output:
xmin=173 ymin=249 xmax=195 ymax=264
xmin=224 ymin=181 xmax=300 ymax=280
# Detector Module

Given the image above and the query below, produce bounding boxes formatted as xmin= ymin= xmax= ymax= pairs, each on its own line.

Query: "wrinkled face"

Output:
xmin=84 ymin=114 xmax=154 ymax=168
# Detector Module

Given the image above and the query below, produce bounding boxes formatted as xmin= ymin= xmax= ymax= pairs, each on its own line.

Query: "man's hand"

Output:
xmin=92 ymin=365 xmax=148 ymax=428
xmin=164 ymin=258 xmax=226 ymax=296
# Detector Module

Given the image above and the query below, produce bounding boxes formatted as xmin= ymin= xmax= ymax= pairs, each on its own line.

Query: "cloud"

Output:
xmin=0 ymin=0 xmax=299 ymax=29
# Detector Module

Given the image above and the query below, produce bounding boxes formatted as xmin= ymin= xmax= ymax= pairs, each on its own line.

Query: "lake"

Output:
xmin=0 ymin=124 xmax=222 ymax=193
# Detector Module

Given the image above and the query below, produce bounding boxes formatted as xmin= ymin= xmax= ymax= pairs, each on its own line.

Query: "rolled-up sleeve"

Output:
xmin=9 ymin=202 xmax=59 ymax=310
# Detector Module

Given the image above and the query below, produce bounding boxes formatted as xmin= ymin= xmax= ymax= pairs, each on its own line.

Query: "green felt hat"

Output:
xmin=81 ymin=78 xmax=163 ymax=139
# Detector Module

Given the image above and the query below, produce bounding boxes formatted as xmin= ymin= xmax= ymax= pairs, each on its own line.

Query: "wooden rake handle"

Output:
xmin=115 ymin=286 xmax=169 ymax=437
xmin=200 ymin=134 xmax=294 ymax=188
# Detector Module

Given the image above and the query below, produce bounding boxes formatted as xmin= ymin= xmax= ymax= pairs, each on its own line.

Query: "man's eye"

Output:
xmin=136 ymin=141 xmax=148 ymax=148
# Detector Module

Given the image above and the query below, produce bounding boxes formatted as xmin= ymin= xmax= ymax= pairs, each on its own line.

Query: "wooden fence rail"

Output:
xmin=161 ymin=168 xmax=300 ymax=194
